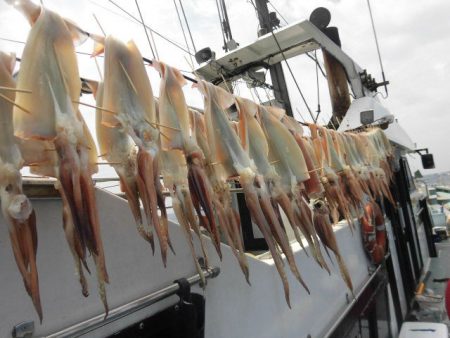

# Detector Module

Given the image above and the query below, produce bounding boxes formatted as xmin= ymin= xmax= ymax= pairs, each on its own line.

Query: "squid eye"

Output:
xmin=5 ymin=184 xmax=13 ymax=192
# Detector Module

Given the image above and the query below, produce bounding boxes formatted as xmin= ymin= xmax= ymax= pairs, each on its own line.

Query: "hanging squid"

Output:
xmin=84 ymin=80 xmax=154 ymax=250
xmin=153 ymin=61 xmax=249 ymax=282
xmin=197 ymin=81 xmax=311 ymax=307
xmin=189 ymin=108 xmax=250 ymax=283
xmin=276 ymin=116 xmax=353 ymax=292
xmin=12 ymin=8 xmax=109 ymax=314
xmin=309 ymin=124 xmax=354 ymax=228
xmin=0 ymin=51 xmax=42 ymax=321
xmin=257 ymin=106 xmax=330 ymax=273
xmin=233 ymin=98 xmax=309 ymax=255
xmin=329 ymin=129 xmax=366 ymax=213
xmin=152 ymin=61 xmax=223 ymax=260
xmin=100 ymin=36 xmax=174 ymax=266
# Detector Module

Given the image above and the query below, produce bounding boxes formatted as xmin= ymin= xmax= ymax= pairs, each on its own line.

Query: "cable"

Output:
xmin=173 ymin=0 xmax=194 ymax=66
xmin=270 ymin=31 xmax=314 ymax=121
xmin=253 ymin=88 xmax=263 ymax=104
xmin=313 ymin=50 xmax=321 ymax=123
xmin=178 ymin=0 xmax=197 ymax=53
xmin=248 ymin=0 xmax=314 ymax=121
xmin=366 ymin=0 xmax=388 ymax=97
xmin=108 ymin=0 xmax=194 ymax=56
xmin=0 ymin=37 xmax=106 ymax=59
xmin=306 ymin=52 xmax=327 ymax=78
xmin=267 ymin=0 xmax=328 ymax=82
xmin=7 ymin=36 xmax=199 ymax=85
xmin=134 ymin=0 xmax=157 ymax=59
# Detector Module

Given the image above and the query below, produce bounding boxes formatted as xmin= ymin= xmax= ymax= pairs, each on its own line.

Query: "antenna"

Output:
xmin=366 ymin=0 xmax=389 ymax=97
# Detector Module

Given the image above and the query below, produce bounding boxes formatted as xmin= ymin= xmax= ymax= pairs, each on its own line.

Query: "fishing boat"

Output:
xmin=0 ymin=1 xmax=446 ymax=338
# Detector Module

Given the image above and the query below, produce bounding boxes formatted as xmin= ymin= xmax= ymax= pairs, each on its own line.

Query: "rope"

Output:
xmin=366 ymin=0 xmax=388 ymax=98
xmin=179 ymin=0 xmax=197 ymax=53
xmin=134 ymin=0 xmax=158 ymax=59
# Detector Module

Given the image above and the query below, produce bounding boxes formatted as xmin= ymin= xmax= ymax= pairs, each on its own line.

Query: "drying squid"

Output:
xmin=354 ymin=131 xmax=394 ymax=205
xmin=12 ymin=8 xmax=109 ymax=314
xmin=339 ymin=133 xmax=373 ymax=200
xmin=85 ymin=80 xmax=154 ymax=250
xmin=152 ymin=61 xmax=222 ymax=259
xmin=101 ymin=36 xmax=174 ymax=266
xmin=197 ymin=81 xmax=311 ymax=307
xmin=153 ymin=61 xmax=253 ymax=281
xmin=276 ymin=116 xmax=354 ymax=291
xmin=281 ymin=115 xmax=324 ymax=199
xmin=160 ymin=149 xmax=210 ymax=284
xmin=329 ymin=129 xmax=365 ymax=213
xmin=257 ymin=106 xmax=330 ymax=273
xmin=190 ymin=108 xmax=250 ymax=283
xmin=0 ymin=51 xmax=42 ymax=321
xmin=234 ymin=99 xmax=307 ymax=252
xmin=310 ymin=125 xmax=354 ymax=228
xmin=313 ymin=199 xmax=353 ymax=293
xmin=367 ymin=129 xmax=395 ymax=204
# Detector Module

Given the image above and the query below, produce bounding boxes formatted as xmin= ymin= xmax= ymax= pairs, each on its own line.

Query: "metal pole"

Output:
xmin=45 ymin=266 xmax=220 ymax=338
xmin=254 ymin=0 xmax=293 ymax=117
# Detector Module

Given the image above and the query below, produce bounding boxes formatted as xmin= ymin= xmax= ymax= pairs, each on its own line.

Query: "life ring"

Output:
xmin=359 ymin=202 xmax=387 ymax=264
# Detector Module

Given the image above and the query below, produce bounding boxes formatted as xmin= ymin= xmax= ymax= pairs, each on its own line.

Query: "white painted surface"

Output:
xmin=399 ymin=322 xmax=448 ymax=338
xmin=387 ymin=284 xmax=399 ymax=337
xmin=385 ymin=219 xmax=408 ymax=318
xmin=417 ymin=222 xmax=431 ymax=273
xmin=0 ymin=189 xmax=375 ymax=338
xmin=338 ymin=96 xmax=394 ymax=132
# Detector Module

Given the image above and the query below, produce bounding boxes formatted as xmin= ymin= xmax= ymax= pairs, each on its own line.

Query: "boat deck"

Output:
xmin=408 ymin=239 xmax=450 ymax=325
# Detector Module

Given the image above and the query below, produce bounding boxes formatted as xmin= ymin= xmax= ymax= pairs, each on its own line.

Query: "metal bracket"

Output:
xmin=12 ymin=321 xmax=34 ymax=338
xmin=175 ymin=278 xmax=192 ymax=304
xmin=414 ymin=148 xmax=429 ymax=155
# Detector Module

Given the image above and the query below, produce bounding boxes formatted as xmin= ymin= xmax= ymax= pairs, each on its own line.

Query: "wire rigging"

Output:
xmin=134 ymin=0 xmax=158 ymax=59
xmin=262 ymin=1 xmax=327 ymax=80
xmin=366 ymin=0 xmax=388 ymax=98
xmin=247 ymin=0 xmax=315 ymax=121
xmin=313 ymin=50 xmax=321 ymax=123
xmin=173 ymin=0 xmax=194 ymax=66
xmin=107 ymin=0 xmax=194 ymax=57
xmin=178 ymin=0 xmax=197 ymax=53
xmin=274 ymin=41 xmax=315 ymax=122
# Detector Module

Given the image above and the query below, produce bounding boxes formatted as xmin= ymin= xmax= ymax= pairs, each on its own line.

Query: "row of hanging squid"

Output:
xmin=0 ymin=0 xmax=396 ymax=322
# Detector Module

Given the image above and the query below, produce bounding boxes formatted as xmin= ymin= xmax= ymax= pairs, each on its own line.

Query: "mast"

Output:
xmin=254 ymin=0 xmax=293 ymax=117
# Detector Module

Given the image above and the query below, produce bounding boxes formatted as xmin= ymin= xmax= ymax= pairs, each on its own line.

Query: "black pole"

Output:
xmin=254 ymin=0 xmax=293 ymax=117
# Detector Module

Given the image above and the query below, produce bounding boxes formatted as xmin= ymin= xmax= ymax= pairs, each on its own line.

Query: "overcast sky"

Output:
xmin=1 ymin=0 xmax=449 ymax=176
